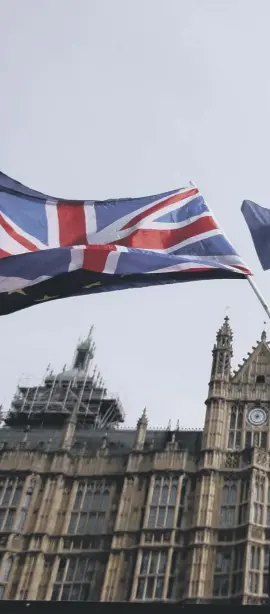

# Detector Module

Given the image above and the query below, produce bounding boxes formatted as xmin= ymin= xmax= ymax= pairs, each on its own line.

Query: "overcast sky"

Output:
xmin=0 ymin=0 xmax=269 ymax=428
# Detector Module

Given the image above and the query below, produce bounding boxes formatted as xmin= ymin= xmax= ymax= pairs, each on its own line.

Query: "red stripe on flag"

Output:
xmin=0 ymin=214 xmax=38 ymax=253
xmin=122 ymin=188 xmax=199 ymax=230
xmin=0 ymin=248 xmax=11 ymax=259
xmin=116 ymin=215 xmax=218 ymax=250
xmin=82 ymin=244 xmax=117 ymax=272
xmin=233 ymin=264 xmax=252 ymax=275
xmin=57 ymin=202 xmax=88 ymax=247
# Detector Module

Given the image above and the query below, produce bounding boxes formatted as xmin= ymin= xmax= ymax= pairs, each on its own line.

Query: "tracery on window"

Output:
xmin=68 ymin=480 xmax=110 ymax=535
xmin=147 ymin=476 xmax=179 ymax=529
xmin=135 ymin=551 xmax=168 ymax=600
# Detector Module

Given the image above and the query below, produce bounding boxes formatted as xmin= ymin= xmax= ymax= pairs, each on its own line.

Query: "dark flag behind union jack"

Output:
xmin=0 ymin=172 xmax=251 ymax=315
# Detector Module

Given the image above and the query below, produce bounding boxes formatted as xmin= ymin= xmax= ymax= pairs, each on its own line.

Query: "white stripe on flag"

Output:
xmin=0 ymin=223 xmax=29 ymax=255
xmin=84 ymin=201 xmax=97 ymax=241
xmin=80 ymin=189 xmax=197 ymax=245
xmin=103 ymin=249 xmax=122 ymax=274
xmin=69 ymin=247 xmax=84 ymax=272
xmin=147 ymin=262 xmax=217 ymax=274
xmin=45 ymin=199 xmax=60 ymax=247
xmin=0 ymin=211 xmax=45 ymax=251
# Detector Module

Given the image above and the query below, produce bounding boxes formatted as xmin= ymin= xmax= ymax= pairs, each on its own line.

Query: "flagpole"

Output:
xmin=247 ymin=276 xmax=270 ymax=320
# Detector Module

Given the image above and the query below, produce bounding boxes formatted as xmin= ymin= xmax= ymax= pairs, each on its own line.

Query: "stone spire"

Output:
xmin=134 ymin=408 xmax=148 ymax=451
xmin=210 ymin=316 xmax=233 ymax=382
xmin=216 ymin=315 xmax=233 ymax=347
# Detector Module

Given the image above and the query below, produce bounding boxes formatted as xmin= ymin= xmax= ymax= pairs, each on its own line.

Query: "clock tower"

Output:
xmin=203 ymin=318 xmax=270 ymax=454
xmin=201 ymin=318 xmax=270 ymax=604
xmin=229 ymin=327 xmax=270 ymax=453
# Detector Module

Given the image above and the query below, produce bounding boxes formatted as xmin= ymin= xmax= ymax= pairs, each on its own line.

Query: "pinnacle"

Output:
xmin=216 ymin=315 xmax=233 ymax=340
xmin=261 ymin=329 xmax=267 ymax=342
xmin=137 ymin=407 xmax=148 ymax=427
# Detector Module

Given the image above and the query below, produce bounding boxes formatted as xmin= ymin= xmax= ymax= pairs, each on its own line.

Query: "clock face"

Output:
xmin=247 ymin=407 xmax=268 ymax=426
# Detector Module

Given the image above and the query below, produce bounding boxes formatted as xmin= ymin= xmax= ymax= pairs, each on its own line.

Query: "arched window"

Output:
xmin=0 ymin=556 xmax=13 ymax=581
xmin=220 ymin=481 xmax=237 ymax=527
xmin=228 ymin=406 xmax=243 ymax=450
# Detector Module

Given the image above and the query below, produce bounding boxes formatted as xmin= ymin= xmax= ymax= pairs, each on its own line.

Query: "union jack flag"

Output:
xmin=0 ymin=172 xmax=251 ymax=315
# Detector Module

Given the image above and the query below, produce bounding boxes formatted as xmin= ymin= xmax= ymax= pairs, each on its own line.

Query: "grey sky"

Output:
xmin=0 ymin=0 xmax=269 ymax=428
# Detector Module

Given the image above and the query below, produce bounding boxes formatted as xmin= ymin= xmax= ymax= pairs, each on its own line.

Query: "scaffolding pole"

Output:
xmin=45 ymin=373 xmax=58 ymax=411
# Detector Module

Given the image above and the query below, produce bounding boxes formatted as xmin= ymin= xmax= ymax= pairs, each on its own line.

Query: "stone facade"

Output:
xmin=0 ymin=318 xmax=270 ymax=604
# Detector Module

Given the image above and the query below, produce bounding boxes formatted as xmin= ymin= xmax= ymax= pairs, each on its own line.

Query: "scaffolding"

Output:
xmin=5 ymin=330 xmax=125 ymax=430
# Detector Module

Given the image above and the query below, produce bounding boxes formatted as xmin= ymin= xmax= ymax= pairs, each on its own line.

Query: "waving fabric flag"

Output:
xmin=241 ymin=199 xmax=270 ymax=270
xmin=0 ymin=172 xmax=251 ymax=315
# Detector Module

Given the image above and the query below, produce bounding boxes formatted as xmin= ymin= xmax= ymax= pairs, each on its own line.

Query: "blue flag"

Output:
xmin=242 ymin=200 xmax=270 ymax=270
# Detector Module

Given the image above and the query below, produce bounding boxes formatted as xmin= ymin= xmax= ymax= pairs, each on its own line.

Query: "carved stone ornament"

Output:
xmin=225 ymin=454 xmax=239 ymax=468
xmin=255 ymin=451 xmax=267 ymax=466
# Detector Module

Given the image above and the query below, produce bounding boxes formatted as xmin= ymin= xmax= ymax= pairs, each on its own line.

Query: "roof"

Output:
xmin=0 ymin=424 xmax=202 ymax=457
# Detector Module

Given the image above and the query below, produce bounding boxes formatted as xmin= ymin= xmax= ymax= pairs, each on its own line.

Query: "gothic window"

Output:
xmin=233 ymin=545 xmax=244 ymax=571
xmin=263 ymin=546 xmax=270 ymax=595
xmin=219 ymin=481 xmax=237 ymax=528
xmin=245 ymin=432 xmax=252 ymax=448
xmin=250 ymin=545 xmax=261 ymax=570
xmin=232 ymin=545 xmax=244 ymax=593
xmin=252 ymin=476 xmax=265 ymax=525
xmin=256 ymin=375 xmax=265 ymax=384
xmin=213 ymin=546 xmax=244 ymax=597
xmin=67 ymin=481 xmax=110 ymax=535
xmin=215 ymin=549 xmax=231 ymax=573
xmin=0 ymin=479 xmax=23 ymax=507
xmin=52 ymin=556 xmax=105 ymax=601
xmin=168 ymin=551 xmax=186 ymax=600
xmin=0 ymin=554 xmax=14 ymax=600
xmin=228 ymin=407 xmax=243 ymax=450
xmin=213 ymin=548 xmax=231 ymax=596
xmin=122 ymin=552 xmax=135 ymax=601
xmin=245 ymin=430 xmax=267 ymax=450
xmin=213 ymin=574 xmax=229 ymax=597
xmin=0 ymin=478 xmax=25 ymax=533
xmin=262 ymin=432 xmax=267 ymax=449
xmin=146 ymin=477 xmax=178 ymax=529
xmin=238 ymin=480 xmax=249 ymax=524
xmin=135 ymin=551 xmax=168 ymax=600
xmin=0 ymin=555 xmax=13 ymax=581
xmin=248 ymin=572 xmax=259 ymax=594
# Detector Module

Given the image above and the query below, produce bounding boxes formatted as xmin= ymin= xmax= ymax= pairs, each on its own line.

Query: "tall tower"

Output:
xmin=199 ymin=322 xmax=270 ymax=604
xmin=202 ymin=316 xmax=233 ymax=450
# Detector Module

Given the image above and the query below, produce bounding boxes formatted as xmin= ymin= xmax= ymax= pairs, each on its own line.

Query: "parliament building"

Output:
xmin=0 ymin=317 xmax=270 ymax=605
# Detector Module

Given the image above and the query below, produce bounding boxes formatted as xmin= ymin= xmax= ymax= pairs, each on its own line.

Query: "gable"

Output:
xmin=232 ymin=340 xmax=270 ymax=384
